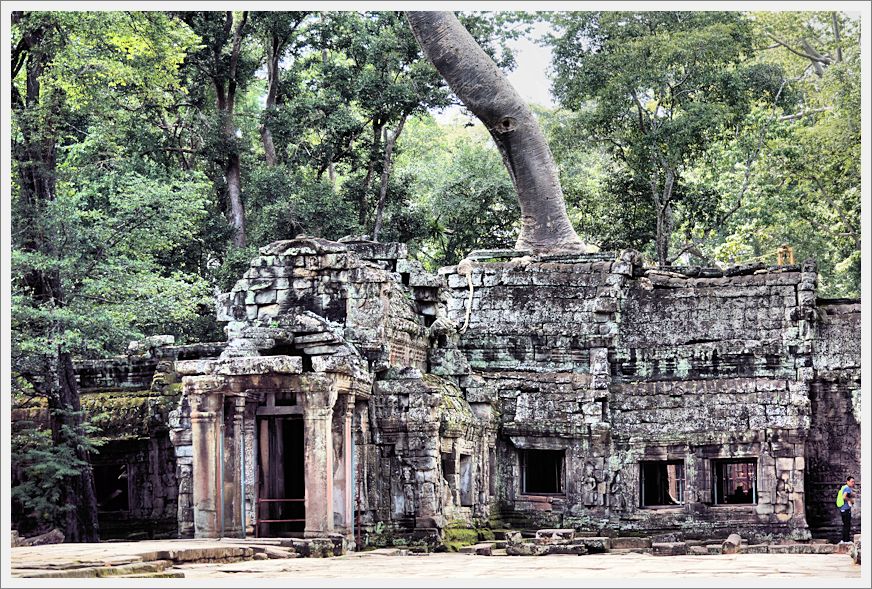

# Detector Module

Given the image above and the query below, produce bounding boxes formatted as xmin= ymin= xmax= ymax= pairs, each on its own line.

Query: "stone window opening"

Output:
xmin=712 ymin=459 xmax=757 ymax=505
xmin=640 ymin=460 xmax=685 ymax=507
xmin=520 ymin=449 xmax=565 ymax=495
xmin=94 ymin=463 xmax=129 ymax=512
xmin=273 ymin=390 xmax=297 ymax=407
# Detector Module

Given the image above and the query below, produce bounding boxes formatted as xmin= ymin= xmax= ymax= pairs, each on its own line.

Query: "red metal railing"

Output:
xmin=255 ymin=498 xmax=305 ymax=537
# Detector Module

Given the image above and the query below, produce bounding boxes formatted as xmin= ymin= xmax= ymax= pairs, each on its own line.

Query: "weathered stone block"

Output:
xmin=768 ymin=544 xmax=815 ymax=554
xmin=576 ymin=537 xmax=610 ymax=553
xmin=255 ymin=289 xmax=277 ymax=304
xmin=216 ymin=355 xmax=303 ymax=376
xmin=651 ymin=542 xmax=687 ymax=556
xmin=721 ymin=533 xmax=743 ymax=554
xmin=535 ymin=529 xmax=575 ymax=543
xmin=459 ymin=543 xmax=494 ymax=556
xmin=610 ymin=537 xmax=651 ymax=550
xmin=506 ymin=542 xmax=549 ymax=556
xmin=257 ymin=304 xmax=281 ymax=320
xmin=548 ymin=544 xmax=588 ymax=555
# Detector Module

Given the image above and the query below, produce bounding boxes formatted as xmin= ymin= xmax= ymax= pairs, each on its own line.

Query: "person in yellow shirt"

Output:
xmin=836 ymin=475 xmax=856 ymax=543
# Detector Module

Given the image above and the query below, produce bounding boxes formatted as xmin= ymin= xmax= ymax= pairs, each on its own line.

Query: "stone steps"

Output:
xmin=13 ymin=540 xmax=304 ymax=578
xmin=18 ymin=560 xmax=173 ymax=579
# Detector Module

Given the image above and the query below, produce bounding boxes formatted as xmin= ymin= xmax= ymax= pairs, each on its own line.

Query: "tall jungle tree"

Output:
xmin=550 ymin=11 xmax=785 ymax=266
xmin=406 ymin=11 xmax=584 ymax=254
xmin=178 ymin=11 xmax=257 ymax=247
xmin=11 ymin=10 xmax=207 ymax=540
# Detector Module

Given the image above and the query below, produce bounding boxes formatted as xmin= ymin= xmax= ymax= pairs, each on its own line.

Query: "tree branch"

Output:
xmin=779 ymin=107 xmax=833 ymax=121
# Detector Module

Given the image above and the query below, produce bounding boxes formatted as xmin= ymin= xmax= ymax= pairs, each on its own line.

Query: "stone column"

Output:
xmin=243 ymin=400 xmax=258 ymax=536
xmin=344 ymin=396 xmax=355 ymax=533
xmin=331 ymin=394 xmax=356 ymax=537
xmin=302 ymin=374 xmax=338 ymax=538
xmin=169 ymin=396 xmax=194 ymax=538
xmin=190 ymin=389 xmax=222 ymax=538
xmin=222 ymin=395 xmax=246 ymax=538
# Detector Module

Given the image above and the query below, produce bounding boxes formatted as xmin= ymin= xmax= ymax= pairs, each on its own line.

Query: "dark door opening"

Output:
xmin=257 ymin=416 xmax=305 ymax=537
xmin=93 ymin=463 xmax=129 ymax=512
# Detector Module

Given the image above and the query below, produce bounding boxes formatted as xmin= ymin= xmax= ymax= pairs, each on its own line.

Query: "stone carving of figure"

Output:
xmin=610 ymin=471 xmax=628 ymax=512
xmin=775 ymin=475 xmax=793 ymax=514
xmin=582 ymin=462 xmax=600 ymax=506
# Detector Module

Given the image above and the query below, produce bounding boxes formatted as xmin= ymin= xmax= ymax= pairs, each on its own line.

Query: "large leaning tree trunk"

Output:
xmin=406 ymin=11 xmax=585 ymax=254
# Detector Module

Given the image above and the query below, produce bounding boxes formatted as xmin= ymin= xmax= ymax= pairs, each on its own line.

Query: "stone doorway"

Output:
xmin=257 ymin=397 xmax=306 ymax=537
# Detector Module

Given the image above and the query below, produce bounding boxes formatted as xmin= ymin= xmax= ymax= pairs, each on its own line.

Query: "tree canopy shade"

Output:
xmin=550 ymin=11 xmax=786 ymax=266
xmin=10 ymin=10 xmax=211 ymax=539
xmin=406 ymin=11 xmax=585 ymax=255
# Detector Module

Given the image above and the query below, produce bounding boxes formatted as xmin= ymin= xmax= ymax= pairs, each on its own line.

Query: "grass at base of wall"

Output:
xmin=442 ymin=526 xmax=481 ymax=551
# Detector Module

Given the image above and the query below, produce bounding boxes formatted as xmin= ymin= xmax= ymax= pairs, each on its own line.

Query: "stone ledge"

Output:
xmin=176 ymin=355 xmax=303 ymax=376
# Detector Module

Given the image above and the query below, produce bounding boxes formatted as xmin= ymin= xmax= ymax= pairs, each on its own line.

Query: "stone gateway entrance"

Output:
xmin=175 ymin=355 xmax=369 ymax=542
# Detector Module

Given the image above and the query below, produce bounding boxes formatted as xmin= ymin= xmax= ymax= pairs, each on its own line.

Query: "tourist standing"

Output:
xmin=836 ymin=475 xmax=856 ymax=542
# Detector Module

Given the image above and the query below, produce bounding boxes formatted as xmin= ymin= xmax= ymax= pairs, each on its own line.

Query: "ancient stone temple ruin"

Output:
xmin=46 ymin=237 xmax=860 ymax=546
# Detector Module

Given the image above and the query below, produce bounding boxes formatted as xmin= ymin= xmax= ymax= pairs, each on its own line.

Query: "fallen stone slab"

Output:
xmin=738 ymin=544 xmax=769 ymax=554
xmin=610 ymin=537 xmax=651 ymax=550
xmin=219 ymin=538 xmax=286 ymax=546
xmin=18 ymin=529 xmax=64 ymax=547
xmin=835 ymin=542 xmax=854 ymax=555
xmin=768 ymin=544 xmax=815 ymax=554
xmin=459 ymin=543 xmax=494 ymax=556
xmin=19 ymin=560 xmax=171 ymax=579
xmin=651 ymin=542 xmax=687 ymax=556
xmin=506 ymin=542 xmax=549 ymax=556
xmin=811 ymin=544 xmax=835 ymax=554
xmin=609 ymin=548 xmax=651 ymax=555
xmin=118 ymin=571 xmax=185 ymax=579
xmin=547 ymin=544 xmax=588 ymax=555
xmin=721 ymin=533 xmax=743 ymax=555
xmin=356 ymin=548 xmax=407 ymax=557
xmin=118 ymin=572 xmax=186 ymax=578
xmin=689 ymin=546 xmax=709 ymax=556
xmin=264 ymin=547 xmax=296 ymax=559
xmin=148 ymin=546 xmax=255 ymax=563
xmin=535 ymin=529 xmax=575 ymax=543
xmin=12 ymin=556 xmax=145 ymax=571
xmin=574 ymin=537 xmax=610 ymax=553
